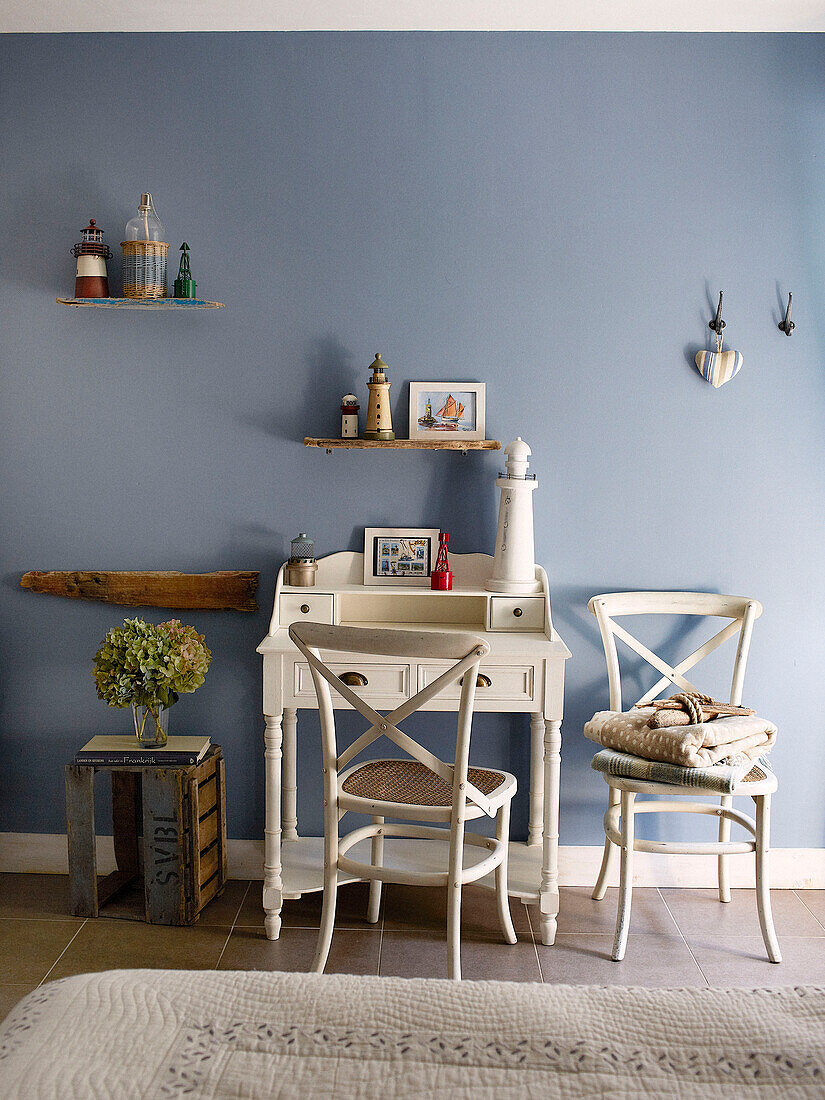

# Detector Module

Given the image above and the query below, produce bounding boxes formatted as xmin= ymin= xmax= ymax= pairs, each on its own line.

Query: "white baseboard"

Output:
xmin=2 ymin=832 xmax=824 ymax=889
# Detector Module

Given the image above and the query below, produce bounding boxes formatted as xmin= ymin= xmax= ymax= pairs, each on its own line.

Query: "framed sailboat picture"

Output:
xmin=408 ymin=382 xmax=486 ymax=441
xmin=363 ymin=527 xmax=440 ymax=586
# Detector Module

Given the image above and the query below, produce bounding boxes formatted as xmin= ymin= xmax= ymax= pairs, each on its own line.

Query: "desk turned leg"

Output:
xmin=263 ymin=713 xmax=284 ymax=940
xmin=539 ymin=718 xmax=562 ymax=945
xmin=282 ymin=708 xmax=298 ymax=842
xmin=528 ymin=714 xmax=545 ymax=847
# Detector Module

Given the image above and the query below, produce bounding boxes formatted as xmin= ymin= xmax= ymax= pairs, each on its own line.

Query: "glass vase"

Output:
xmin=132 ymin=702 xmax=170 ymax=747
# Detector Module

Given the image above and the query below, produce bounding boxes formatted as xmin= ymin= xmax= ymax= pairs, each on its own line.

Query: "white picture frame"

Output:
xmin=408 ymin=382 xmax=486 ymax=441
xmin=363 ymin=527 xmax=440 ymax=586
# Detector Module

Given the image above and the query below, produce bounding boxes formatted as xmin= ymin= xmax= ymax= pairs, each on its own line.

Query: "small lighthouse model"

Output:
xmin=486 ymin=438 xmax=541 ymax=594
xmin=363 ymin=354 xmax=395 ymax=440
xmin=72 ymin=220 xmax=111 ymax=298
xmin=341 ymin=393 xmax=360 ymax=438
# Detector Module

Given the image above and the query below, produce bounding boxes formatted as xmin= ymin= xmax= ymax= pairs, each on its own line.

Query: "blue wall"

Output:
xmin=1 ymin=32 xmax=824 ymax=847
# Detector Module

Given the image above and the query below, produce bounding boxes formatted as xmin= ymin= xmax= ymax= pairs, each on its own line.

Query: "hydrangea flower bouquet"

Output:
xmin=92 ymin=618 xmax=212 ymax=746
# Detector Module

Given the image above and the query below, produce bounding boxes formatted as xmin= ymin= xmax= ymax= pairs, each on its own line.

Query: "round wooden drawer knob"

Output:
xmin=513 ymin=607 xmax=523 ymax=617
xmin=300 ymin=604 xmax=310 ymax=614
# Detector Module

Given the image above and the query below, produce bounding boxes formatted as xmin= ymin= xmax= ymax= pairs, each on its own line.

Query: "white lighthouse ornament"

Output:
xmin=486 ymin=438 xmax=541 ymax=594
xmin=363 ymin=354 xmax=395 ymax=440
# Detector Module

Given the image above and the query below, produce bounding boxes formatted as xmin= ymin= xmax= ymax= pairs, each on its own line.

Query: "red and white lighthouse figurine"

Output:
xmin=72 ymin=220 xmax=111 ymax=298
xmin=431 ymin=531 xmax=453 ymax=590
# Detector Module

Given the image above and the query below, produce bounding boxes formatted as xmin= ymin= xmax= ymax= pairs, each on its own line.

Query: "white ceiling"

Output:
xmin=3 ymin=0 xmax=825 ymax=33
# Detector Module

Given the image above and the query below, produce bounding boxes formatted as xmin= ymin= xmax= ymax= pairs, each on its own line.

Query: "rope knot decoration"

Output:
xmin=635 ymin=693 xmax=754 ymax=728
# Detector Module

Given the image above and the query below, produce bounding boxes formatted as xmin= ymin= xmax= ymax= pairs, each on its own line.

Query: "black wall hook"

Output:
xmin=778 ymin=292 xmax=795 ymax=336
xmin=708 ymin=291 xmax=726 ymax=336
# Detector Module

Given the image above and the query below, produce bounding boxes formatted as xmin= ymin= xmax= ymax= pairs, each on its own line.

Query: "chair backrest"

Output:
xmin=588 ymin=591 xmax=762 ymax=711
xmin=288 ymin=622 xmax=495 ymax=817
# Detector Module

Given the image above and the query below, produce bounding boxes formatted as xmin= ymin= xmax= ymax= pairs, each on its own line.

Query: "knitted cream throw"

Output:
xmin=584 ymin=708 xmax=777 ymax=768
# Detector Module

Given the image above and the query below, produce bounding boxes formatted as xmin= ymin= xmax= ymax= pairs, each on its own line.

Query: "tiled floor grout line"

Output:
xmin=524 ymin=903 xmax=545 ymax=981
xmin=215 ymin=881 xmax=253 ymax=969
xmin=656 ymin=889 xmax=710 ymax=987
xmin=37 ymin=919 xmax=88 ymax=987
xmin=376 ymin=906 xmax=385 ymax=976
xmin=793 ymin=889 xmax=825 ymax=932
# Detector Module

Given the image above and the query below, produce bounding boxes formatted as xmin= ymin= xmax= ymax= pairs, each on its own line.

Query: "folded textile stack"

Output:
xmin=584 ymin=708 xmax=777 ymax=793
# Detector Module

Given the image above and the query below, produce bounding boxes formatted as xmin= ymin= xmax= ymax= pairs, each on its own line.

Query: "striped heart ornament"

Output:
xmin=695 ymin=348 xmax=743 ymax=388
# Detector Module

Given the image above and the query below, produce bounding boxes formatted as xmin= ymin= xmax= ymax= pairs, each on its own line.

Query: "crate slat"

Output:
xmin=199 ymin=842 xmax=220 ymax=886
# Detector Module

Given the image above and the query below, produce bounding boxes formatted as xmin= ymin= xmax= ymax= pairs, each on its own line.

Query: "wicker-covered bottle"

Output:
xmin=121 ymin=193 xmax=168 ymax=299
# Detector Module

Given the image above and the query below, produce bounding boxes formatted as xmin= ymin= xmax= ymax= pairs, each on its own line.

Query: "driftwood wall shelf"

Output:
xmin=20 ymin=570 xmax=259 ymax=612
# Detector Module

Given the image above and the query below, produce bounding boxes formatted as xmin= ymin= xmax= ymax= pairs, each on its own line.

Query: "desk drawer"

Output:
xmin=418 ymin=662 xmax=535 ymax=703
xmin=488 ymin=596 xmax=545 ymax=632
xmin=294 ymin=662 xmax=410 ymax=701
xmin=280 ymin=593 xmax=334 ymax=626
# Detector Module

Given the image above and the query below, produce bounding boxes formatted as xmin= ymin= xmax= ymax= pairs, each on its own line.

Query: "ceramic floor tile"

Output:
xmin=796 ymin=891 xmax=825 ymax=931
xmin=0 ymin=873 xmax=73 ymax=920
xmin=0 ymin=919 xmax=85 ymax=985
xmin=379 ymin=929 xmax=540 ymax=982
xmin=0 ymin=983 xmax=38 ymax=1024
xmin=382 ymin=884 xmax=531 ymax=935
xmin=236 ymin=881 xmax=379 ymax=930
xmin=660 ymin=888 xmax=825 ymax=938
xmin=537 ymin=934 xmax=707 ymax=987
xmin=195 ymin=880 xmax=251 ymax=927
xmin=547 ymin=887 xmax=678 ymax=935
xmin=47 ymin=919 xmax=228 ymax=979
xmin=684 ymin=936 xmax=825 ymax=987
xmin=219 ymin=926 xmax=380 ymax=976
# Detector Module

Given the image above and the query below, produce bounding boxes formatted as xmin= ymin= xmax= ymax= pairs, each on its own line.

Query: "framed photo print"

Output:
xmin=363 ymin=527 xmax=439 ymax=586
xmin=408 ymin=382 xmax=486 ymax=442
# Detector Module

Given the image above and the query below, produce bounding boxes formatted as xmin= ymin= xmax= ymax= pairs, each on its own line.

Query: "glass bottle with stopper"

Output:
xmin=122 ymin=192 xmax=169 ymax=299
xmin=363 ymin=354 xmax=394 ymax=440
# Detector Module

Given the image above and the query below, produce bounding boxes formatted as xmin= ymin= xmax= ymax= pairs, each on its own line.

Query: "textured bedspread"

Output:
xmin=1 ymin=970 xmax=823 ymax=1098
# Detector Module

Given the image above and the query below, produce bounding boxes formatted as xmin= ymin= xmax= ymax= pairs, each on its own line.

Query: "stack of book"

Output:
xmin=75 ymin=735 xmax=211 ymax=767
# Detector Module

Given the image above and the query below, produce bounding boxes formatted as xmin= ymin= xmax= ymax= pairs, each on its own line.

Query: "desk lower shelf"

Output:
xmin=281 ymin=835 xmax=543 ymax=902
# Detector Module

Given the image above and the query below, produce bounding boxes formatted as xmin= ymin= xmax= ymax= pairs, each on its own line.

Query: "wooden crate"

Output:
xmin=66 ymin=746 xmax=227 ymax=925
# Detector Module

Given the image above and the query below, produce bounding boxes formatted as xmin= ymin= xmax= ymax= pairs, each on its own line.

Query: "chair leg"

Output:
xmin=593 ymin=785 xmax=620 ymax=901
xmin=612 ymin=790 xmax=635 ymax=962
xmin=311 ymin=852 xmax=338 ymax=974
xmin=447 ymin=877 xmax=463 ymax=980
xmin=717 ymin=795 xmax=732 ymax=902
xmin=495 ymin=800 xmax=517 ymax=945
xmin=367 ymin=816 xmax=384 ymax=924
xmin=755 ymin=794 xmax=781 ymax=963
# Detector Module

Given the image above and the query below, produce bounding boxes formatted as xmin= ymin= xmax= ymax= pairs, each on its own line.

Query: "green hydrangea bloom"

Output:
xmin=92 ymin=618 xmax=212 ymax=713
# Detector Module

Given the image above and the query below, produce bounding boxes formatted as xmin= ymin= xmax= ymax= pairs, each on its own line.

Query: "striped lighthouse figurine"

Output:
xmin=72 ymin=220 xmax=111 ymax=298
xmin=486 ymin=438 xmax=542 ymax=594
xmin=363 ymin=354 xmax=395 ymax=440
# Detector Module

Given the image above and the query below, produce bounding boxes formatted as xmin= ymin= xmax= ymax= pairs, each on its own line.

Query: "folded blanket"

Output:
xmin=584 ymin=708 xmax=777 ymax=768
xmin=591 ymin=747 xmax=772 ymax=793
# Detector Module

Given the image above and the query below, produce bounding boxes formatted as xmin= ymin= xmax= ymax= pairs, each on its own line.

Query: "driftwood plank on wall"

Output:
xmin=20 ymin=570 xmax=259 ymax=612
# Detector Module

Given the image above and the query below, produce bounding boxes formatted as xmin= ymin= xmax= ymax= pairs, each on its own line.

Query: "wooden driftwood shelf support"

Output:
xmin=20 ymin=570 xmax=259 ymax=612
xmin=305 ymin=438 xmax=501 ymax=453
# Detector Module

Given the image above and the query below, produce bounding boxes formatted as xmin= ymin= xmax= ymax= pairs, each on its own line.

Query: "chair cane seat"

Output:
xmin=341 ymin=758 xmax=508 ymax=807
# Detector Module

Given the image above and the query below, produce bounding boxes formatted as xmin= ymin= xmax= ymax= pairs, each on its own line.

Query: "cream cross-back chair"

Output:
xmin=289 ymin=621 xmax=518 ymax=981
xmin=588 ymin=592 xmax=780 ymax=964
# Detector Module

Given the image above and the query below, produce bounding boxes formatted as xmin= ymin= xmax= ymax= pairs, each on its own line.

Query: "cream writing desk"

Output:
xmin=257 ymin=551 xmax=570 ymax=944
